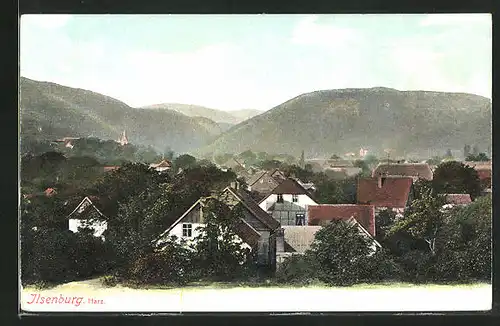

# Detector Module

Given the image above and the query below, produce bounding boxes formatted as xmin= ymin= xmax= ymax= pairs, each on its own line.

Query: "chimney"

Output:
xmin=276 ymin=228 xmax=285 ymax=253
xmin=230 ymin=181 xmax=239 ymax=190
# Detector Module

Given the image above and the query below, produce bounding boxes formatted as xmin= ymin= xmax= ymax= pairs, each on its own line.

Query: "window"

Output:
xmin=277 ymin=194 xmax=284 ymax=203
xmin=295 ymin=213 xmax=305 ymax=226
xmin=292 ymin=194 xmax=298 ymax=202
xmin=182 ymin=223 xmax=193 ymax=237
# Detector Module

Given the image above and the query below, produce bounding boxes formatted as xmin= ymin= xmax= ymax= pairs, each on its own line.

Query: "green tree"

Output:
xmin=299 ymin=150 xmax=305 ymax=169
xmin=238 ymin=150 xmax=257 ymax=165
xmin=388 ymin=188 xmax=446 ymax=256
xmin=465 ymin=152 xmax=490 ymax=162
xmin=174 ymin=154 xmax=197 ymax=171
xmin=434 ymin=195 xmax=491 ymax=281
xmin=307 ymin=220 xmax=388 ymax=285
xmin=192 ymin=197 xmax=253 ymax=281
xmin=432 ymin=161 xmax=482 ymax=199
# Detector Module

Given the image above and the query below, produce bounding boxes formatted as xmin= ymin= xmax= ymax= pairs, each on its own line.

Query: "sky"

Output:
xmin=20 ymin=14 xmax=491 ymax=111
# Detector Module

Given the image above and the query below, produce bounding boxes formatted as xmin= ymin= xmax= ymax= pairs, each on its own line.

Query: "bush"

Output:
xmin=100 ymin=275 xmax=119 ymax=287
xmin=275 ymin=254 xmax=319 ymax=285
xmin=128 ymin=238 xmax=195 ymax=285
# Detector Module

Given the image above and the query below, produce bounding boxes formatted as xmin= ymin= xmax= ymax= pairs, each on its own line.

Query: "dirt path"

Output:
xmin=20 ymin=279 xmax=492 ymax=313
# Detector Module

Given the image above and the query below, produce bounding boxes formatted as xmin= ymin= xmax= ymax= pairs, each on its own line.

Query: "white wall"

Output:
xmin=259 ymin=194 xmax=318 ymax=211
xmin=163 ymin=222 xmax=251 ymax=250
xmin=69 ymin=219 xmax=107 ymax=239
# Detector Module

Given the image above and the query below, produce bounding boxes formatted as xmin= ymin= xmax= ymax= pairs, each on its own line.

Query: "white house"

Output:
xmin=149 ymin=159 xmax=172 ymax=172
xmin=154 ymin=186 xmax=282 ymax=268
xmin=67 ymin=196 xmax=108 ymax=240
xmin=258 ymin=178 xmax=318 ymax=226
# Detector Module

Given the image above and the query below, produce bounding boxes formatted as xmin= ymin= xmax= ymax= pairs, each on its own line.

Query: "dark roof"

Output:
xmin=228 ymin=187 xmax=281 ymax=230
xmin=307 ymin=204 xmax=376 ymax=236
xmin=270 ymin=178 xmax=311 ymax=195
xmin=372 ymin=163 xmax=433 ymax=181
xmin=357 ymin=177 xmax=413 ymax=208
xmin=445 ymin=194 xmax=472 ymax=205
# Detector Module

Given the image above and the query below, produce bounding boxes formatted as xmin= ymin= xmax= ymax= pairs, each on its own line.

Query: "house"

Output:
xmin=307 ymin=204 xmax=376 ymax=237
xmin=219 ymin=157 xmax=246 ymax=171
xmin=357 ymin=176 xmax=414 ymax=216
xmin=149 ymin=160 xmax=172 ymax=172
xmin=155 ymin=186 xmax=281 ymax=269
xmin=247 ymin=169 xmax=286 ymax=196
xmin=259 ymin=178 xmax=318 ymax=226
xmin=66 ymin=196 xmax=108 ymax=240
xmin=275 ymin=226 xmax=321 ymax=264
xmin=372 ymin=163 xmax=433 ymax=181
xmin=53 ymin=137 xmax=80 ymax=149
xmin=103 ymin=166 xmax=120 ymax=173
xmin=326 ymin=159 xmax=362 ymax=177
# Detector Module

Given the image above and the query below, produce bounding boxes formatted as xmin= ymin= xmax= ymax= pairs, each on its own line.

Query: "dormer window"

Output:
xmin=277 ymin=194 xmax=284 ymax=203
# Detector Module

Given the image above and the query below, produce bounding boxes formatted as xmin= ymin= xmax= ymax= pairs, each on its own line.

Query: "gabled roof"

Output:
xmin=372 ymin=163 xmax=433 ymax=181
xmin=463 ymin=161 xmax=492 ymax=170
xmin=247 ymin=170 xmax=270 ymax=186
xmin=281 ymin=226 xmax=322 ymax=253
xmin=270 ymin=169 xmax=286 ymax=181
xmin=307 ymin=204 xmax=376 ymax=236
xmin=445 ymin=194 xmax=472 ymax=205
xmin=67 ymin=196 xmax=107 ymax=220
xmin=226 ymin=187 xmax=281 ymax=230
xmin=150 ymin=160 xmax=172 ymax=168
xmin=155 ymin=187 xmax=280 ymax=244
xmin=269 ymin=178 xmax=311 ymax=195
xmin=344 ymin=217 xmax=382 ymax=248
xmin=357 ymin=177 xmax=413 ymax=208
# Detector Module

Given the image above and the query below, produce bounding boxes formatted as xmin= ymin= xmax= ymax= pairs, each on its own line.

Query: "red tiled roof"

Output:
xmin=44 ymin=188 xmax=57 ymax=197
xmin=445 ymin=194 xmax=472 ymax=205
xmin=307 ymin=204 xmax=376 ymax=236
xmin=357 ymin=177 xmax=413 ymax=208
xmin=476 ymin=169 xmax=492 ymax=181
xmin=372 ymin=163 xmax=433 ymax=180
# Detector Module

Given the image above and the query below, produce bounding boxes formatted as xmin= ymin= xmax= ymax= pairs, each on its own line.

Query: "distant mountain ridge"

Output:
xmin=195 ymin=87 xmax=492 ymax=159
xmin=142 ymin=103 xmax=262 ymax=124
xmin=19 ymin=77 xmax=228 ymax=153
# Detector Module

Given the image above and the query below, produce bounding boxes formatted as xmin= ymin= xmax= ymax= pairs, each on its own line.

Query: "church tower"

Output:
xmin=117 ymin=130 xmax=128 ymax=146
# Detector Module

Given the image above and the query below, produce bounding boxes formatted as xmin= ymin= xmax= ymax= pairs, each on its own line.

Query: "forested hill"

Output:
xmin=196 ymin=87 xmax=492 ymax=159
xmin=20 ymin=77 xmax=227 ymax=153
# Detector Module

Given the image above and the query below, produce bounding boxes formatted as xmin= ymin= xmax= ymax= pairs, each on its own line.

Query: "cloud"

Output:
xmin=419 ymin=13 xmax=490 ymax=27
xmin=291 ymin=15 xmax=361 ymax=47
xmin=21 ymin=14 xmax=72 ymax=30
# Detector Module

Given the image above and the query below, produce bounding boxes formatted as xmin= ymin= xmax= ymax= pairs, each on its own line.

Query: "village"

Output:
xmin=20 ymin=131 xmax=492 ymax=287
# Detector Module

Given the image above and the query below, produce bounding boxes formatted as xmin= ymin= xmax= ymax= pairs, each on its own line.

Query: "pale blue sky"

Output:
xmin=20 ymin=14 xmax=491 ymax=111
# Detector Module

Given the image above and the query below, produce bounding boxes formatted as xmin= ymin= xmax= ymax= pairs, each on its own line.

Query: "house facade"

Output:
xmin=149 ymin=159 xmax=172 ymax=172
xmin=259 ymin=178 xmax=318 ymax=226
xmin=66 ymin=196 xmax=108 ymax=240
xmin=155 ymin=186 xmax=281 ymax=269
